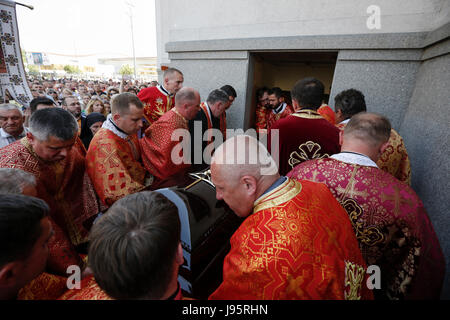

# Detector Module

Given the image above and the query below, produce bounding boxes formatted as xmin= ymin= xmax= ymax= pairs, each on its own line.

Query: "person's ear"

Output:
xmin=26 ymin=132 xmax=35 ymax=142
xmin=175 ymin=243 xmax=184 ymax=266
xmin=292 ymin=99 xmax=300 ymax=111
xmin=0 ymin=262 xmax=21 ymax=287
xmin=241 ymin=175 xmax=257 ymax=196
xmin=379 ymin=141 xmax=390 ymax=155
xmin=339 ymin=130 xmax=344 ymax=147
xmin=112 ymin=113 xmax=121 ymax=123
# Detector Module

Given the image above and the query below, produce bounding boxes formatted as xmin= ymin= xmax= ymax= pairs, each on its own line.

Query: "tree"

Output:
xmin=119 ymin=64 xmax=134 ymax=76
xmin=27 ymin=64 xmax=40 ymax=76
xmin=63 ymin=65 xmax=81 ymax=74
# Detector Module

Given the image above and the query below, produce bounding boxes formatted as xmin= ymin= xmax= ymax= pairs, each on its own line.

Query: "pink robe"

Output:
xmin=288 ymin=158 xmax=445 ymax=299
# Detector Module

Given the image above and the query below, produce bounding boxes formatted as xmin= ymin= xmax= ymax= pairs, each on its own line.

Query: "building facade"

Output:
xmin=155 ymin=0 xmax=450 ymax=298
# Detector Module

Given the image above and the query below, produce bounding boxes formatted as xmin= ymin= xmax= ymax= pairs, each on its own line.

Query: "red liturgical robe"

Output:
xmin=140 ymin=108 xmax=191 ymax=188
xmin=209 ymin=178 xmax=373 ymax=300
xmin=18 ymin=273 xmax=68 ymax=300
xmin=86 ymin=127 xmax=148 ymax=207
xmin=288 ymin=158 xmax=445 ymax=299
xmin=0 ymin=138 xmax=98 ymax=274
xmin=137 ymin=85 xmax=173 ymax=127
xmin=268 ymin=110 xmax=340 ymax=176
xmin=266 ymin=104 xmax=294 ymax=130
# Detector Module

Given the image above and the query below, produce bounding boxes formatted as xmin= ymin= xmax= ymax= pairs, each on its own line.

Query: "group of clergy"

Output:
xmin=0 ymin=69 xmax=445 ymax=300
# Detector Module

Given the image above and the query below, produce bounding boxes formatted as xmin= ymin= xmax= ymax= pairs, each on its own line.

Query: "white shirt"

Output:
xmin=102 ymin=114 xmax=128 ymax=139
xmin=330 ymin=151 xmax=378 ymax=168
xmin=0 ymin=127 xmax=28 ymax=149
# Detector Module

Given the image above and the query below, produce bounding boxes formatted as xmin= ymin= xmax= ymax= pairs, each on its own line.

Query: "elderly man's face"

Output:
xmin=211 ymin=163 xmax=255 ymax=218
xmin=0 ymin=108 xmax=25 ymax=136
xmin=27 ymin=133 xmax=76 ymax=162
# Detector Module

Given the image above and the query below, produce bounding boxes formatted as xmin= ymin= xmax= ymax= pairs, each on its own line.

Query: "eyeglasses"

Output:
xmin=69 ymin=102 xmax=81 ymax=106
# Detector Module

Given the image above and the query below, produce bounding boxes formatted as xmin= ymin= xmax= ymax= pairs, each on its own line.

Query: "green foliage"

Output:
xmin=27 ymin=64 xmax=40 ymax=76
xmin=119 ymin=64 xmax=134 ymax=76
xmin=63 ymin=65 xmax=82 ymax=74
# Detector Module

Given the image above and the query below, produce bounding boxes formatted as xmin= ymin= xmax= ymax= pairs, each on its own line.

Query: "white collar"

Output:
xmin=0 ymin=127 xmax=27 ymax=138
xmin=339 ymin=118 xmax=351 ymax=125
xmin=102 ymin=114 xmax=128 ymax=139
xmin=330 ymin=152 xmax=378 ymax=168
xmin=157 ymin=85 xmax=171 ymax=97
xmin=273 ymin=102 xmax=287 ymax=114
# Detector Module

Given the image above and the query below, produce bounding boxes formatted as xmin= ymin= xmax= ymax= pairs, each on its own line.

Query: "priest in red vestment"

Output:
xmin=266 ymin=87 xmax=294 ymax=129
xmin=140 ymin=87 xmax=201 ymax=189
xmin=208 ymin=135 xmax=372 ymax=300
xmin=0 ymin=109 xmax=99 ymax=275
xmin=288 ymin=113 xmax=445 ymax=300
xmin=86 ymin=93 xmax=153 ymax=207
xmin=334 ymin=88 xmax=411 ymax=185
xmin=137 ymin=68 xmax=184 ymax=129
xmin=254 ymin=87 xmax=271 ymax=133
xmin=268 ymin=78 xmax=340 ymax=176
xmin=188 ymin=89 xmax=229 ymax=171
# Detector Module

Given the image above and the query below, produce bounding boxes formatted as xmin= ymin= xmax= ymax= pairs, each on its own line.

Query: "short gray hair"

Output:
xmin=0 ymin=168 xmax=36 ymax=194
xmin=28 ymin=108 xmax=78 ymax=141
xmin=206 ymin=89 xmax=229 ymax=105
xmin=0 ymin=103 xmax=23 ymax=116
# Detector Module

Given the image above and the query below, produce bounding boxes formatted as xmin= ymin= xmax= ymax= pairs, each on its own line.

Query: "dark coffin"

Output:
xmin=155 ymin=171 xmax=242 ymax=299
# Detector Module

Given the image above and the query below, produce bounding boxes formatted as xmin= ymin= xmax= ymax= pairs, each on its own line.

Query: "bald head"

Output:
xmin=344 ymin=112 xmax=391 ymax=147
xmin=212 ymin=135 xmax=278 ymax=181
xmin=211 ymin=135 xmax=279 ymax=217
xmin=341 ymin=112 xmax=392 ymax=162
xmin=174 ymin=87 xmax=200 ymax=120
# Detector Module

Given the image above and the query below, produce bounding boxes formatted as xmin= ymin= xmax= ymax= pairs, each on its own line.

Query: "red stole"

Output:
xmin=287 ymin=158 xmax=445 ymax=299
xmin=199 ymin=102 xmax=227 ymax=142
xmin=209 ymin=178 xmax=372 ymax=300
xmin=86 ymin=127 xmax=147 ymax=207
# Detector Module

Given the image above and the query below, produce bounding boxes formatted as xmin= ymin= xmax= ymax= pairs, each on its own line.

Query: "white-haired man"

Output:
xmin=0 ymin=103 xmax=28 ymax=149
xmin=208 ymin=135 xmax=372 ymax=300
xmin=0 ymin=108 xmax=99 ymax=276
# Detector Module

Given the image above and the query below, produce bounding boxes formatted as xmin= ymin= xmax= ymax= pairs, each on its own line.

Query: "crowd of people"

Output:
xmin=0 ymin=67 xmax=445 ymax=300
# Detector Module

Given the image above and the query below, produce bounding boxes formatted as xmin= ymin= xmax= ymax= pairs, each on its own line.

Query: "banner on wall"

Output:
xmin=0 ymin=0 xmax=32 ymax=106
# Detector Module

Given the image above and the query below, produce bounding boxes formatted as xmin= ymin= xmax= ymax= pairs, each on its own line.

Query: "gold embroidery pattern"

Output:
xmin=344 ymin=260 xmax=365 ymax=300
xmin=341 ymin=198 xmax=384 ymax=246
xmin=253 ymin=179 xmax=302 ymax=213
xmin=288 ymin=141 xmax=329 ymax=168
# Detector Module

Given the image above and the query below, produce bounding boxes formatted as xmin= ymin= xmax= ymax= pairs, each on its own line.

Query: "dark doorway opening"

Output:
xmin=245 ymin=51 xmax=338 ymax=129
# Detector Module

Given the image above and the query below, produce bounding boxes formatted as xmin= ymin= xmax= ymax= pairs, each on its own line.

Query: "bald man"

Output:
xmin=140 ymin=87 xmax=201 ymax=189
xmin=208 ymin=135 xmax=372 ymax=300
xmin=288 ymin=112 xmax=445 ymax=300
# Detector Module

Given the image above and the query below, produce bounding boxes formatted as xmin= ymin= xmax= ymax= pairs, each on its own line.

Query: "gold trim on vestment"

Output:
xmin=171 ymin=108 xmax=188 ymax=124
xmin=253 ymin=178 xmax=302 ymax=213
xmin=291 ymin=109 xmax=323 ymax=120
